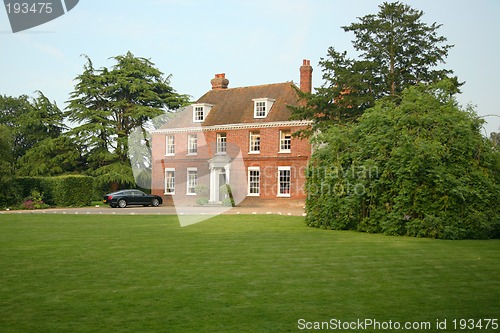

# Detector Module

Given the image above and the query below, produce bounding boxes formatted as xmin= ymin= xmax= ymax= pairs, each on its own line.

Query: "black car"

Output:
xmin=103 ymin=190 xmax=163 ymax=208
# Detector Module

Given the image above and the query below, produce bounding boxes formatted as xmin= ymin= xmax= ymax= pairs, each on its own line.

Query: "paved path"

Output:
xmin=1 ymin=205 xmax=306 ymax=217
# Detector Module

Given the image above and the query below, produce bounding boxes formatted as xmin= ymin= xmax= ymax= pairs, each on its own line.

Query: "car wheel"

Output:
xmin=118 ymin=199 xmax=127 ymax=208
xmin=151 ymin=198 xmax=160 ymax=207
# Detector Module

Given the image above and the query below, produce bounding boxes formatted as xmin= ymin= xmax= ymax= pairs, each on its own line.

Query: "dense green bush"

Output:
xmin=16 ymin=177 xmax=55 ymax=205
xmin=15 ymin=175 xmax=94 ymax=207
xmin=21 ymin=189 xmax=50 ymax=210
xmin=0 ymin=125 xmax=20 ymax=208
xmin=306 ymin=81 xmax=500 ymax=239
xmin=0 ymin=177 xmax=20 ymax=208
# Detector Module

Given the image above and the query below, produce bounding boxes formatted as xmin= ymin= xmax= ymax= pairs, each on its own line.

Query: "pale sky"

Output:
xmin=1 ymin=0 xmax=499 ymax=135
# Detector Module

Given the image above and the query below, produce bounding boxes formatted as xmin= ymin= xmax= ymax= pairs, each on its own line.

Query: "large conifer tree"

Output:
xmin=290 ymin=1 xmax=459 ymax=134
xmin=67 ymin=52 xmax=190 ymax=188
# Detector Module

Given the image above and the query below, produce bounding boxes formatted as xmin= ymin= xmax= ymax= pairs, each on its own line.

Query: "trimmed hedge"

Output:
xmin=16 ymin=175 xmax=94 ymax=207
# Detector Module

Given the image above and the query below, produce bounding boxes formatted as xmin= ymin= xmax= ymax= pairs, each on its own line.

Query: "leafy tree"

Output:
xmin=344 ymin=1 xmax=455 ymax=96
xmin=490 ymin=132 xmax=500 ymax=151
xmin=0 ymin=92 xmax=75 ymax=176
xmin=290 ymin=1 xmax=458 ymax=134
xmin=15 ymin=92 xmax=75 ymax=176
xmin=306 ymin=81 xmax=500 ymax=239
xmin=67 ymin=52 xmax=190 ymax=188
xmin=0 ymin=94 xmax=34 ymax=159
xmin=20 ymin=91 xmax=66 ymax=146
xmin=17 ymin=136 xmax=83 ymax=176
xmin=0 ymin=125 xmax=20 ymax=207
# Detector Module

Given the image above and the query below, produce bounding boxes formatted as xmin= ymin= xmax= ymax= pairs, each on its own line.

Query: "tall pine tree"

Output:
xmin=67 ymin=52 xmax=190 ymax=189
xmin=290 ymin=1 xmax=459 ymax=134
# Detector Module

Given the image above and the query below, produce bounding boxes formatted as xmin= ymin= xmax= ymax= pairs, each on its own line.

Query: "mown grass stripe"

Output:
xmin=0 ymin=215 xmax=498 ymax=332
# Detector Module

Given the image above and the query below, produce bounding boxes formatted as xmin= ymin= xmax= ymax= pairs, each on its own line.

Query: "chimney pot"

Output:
xmin=211 ymin=73 xmax=229 ymax=90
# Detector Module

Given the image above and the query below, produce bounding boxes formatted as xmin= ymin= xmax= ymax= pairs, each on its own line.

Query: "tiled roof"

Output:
xmin=159 ymin=82 xmax=300 ymax=129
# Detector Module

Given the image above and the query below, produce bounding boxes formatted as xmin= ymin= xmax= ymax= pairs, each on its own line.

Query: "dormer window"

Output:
xmin=192 ymin=103 xmax=213 ymax=123
xmin=253 ymin=98 xmax=275 ymax=119
xmin=194 ymin=106 xmax=204 ymax=122
xmin=255 ymin=101 xmax=266 ymax=117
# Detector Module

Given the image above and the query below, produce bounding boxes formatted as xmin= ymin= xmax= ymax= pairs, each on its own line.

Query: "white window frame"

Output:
xmin=254 ymin=101 xmax=267 ymax=118
xmin=164 ymin=168 xmax=175 ymax=195
xmin=249 ymin=131 xmax=260 ymax=154
xmin=279 ymin=130 xmax=292 ymax=153
xmin=165 ymin=135 xmax=175 ymax=156
xmin=192 ymin=103 xmax=213 ymax=123
xmin=193 ymin=106 xmax=204 ymax=122
xmin=186 ymin=167 xmax=198 ymax=195
xmin=216 ymin=132 xmax=227 ymax=154
xmin=277 ymin=166 xmax=291 ymax=197
xmin=252 ymin=98 xmax=275 ymax=119
xmin=187 ymin=134 xmax=198 ymax=155
xmin=247 ymin=167 xmax=261 ymax=196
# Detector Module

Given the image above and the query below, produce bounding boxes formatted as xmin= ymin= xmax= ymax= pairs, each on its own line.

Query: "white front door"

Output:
xmin=209 ymin=167 xmax=229 ymax=203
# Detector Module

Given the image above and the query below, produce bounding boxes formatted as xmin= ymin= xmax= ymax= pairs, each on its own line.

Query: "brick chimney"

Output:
xmin=211 ymin=73 xmax=229 ymax=90
xmin=300 ymin=59 xmax=313 ymax=93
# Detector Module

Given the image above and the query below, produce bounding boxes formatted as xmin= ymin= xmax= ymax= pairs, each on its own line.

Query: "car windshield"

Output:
xmin=131 ymin=190 xmax=145 ymax=196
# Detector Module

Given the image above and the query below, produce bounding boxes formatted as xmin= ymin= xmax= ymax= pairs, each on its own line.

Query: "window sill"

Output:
xmin=277 ymin=194 xmax=291 ymax=198
xmin=186 ymin=193 xmax=197 ymax=196
xmin=279 ymin=150 xmax=291 ymax=154
xmin=248 ymin=151 xmax=260 ymax=155
xmin=165 ymin=154 xmax=175 ymax=157
xmin=247 ymin=193 xmax=260 ymax=197
xmin=164 ymin=193 xmax=175 ymax=196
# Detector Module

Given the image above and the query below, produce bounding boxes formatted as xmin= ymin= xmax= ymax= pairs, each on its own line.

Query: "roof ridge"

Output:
xmin=215 ymin=81 xmax=294 ymax=91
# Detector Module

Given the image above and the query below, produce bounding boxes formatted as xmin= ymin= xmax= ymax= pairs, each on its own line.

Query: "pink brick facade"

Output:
xmin=150 ymin=60 xmax=313 ymax=206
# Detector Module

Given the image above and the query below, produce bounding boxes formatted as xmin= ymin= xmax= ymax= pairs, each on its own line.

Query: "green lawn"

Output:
xmin=0 ymin=215 xmax=499 ymax=332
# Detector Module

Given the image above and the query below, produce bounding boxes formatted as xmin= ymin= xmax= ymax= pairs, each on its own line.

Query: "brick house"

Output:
xmin=150 ymin=60 xmax=313 ymax=206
